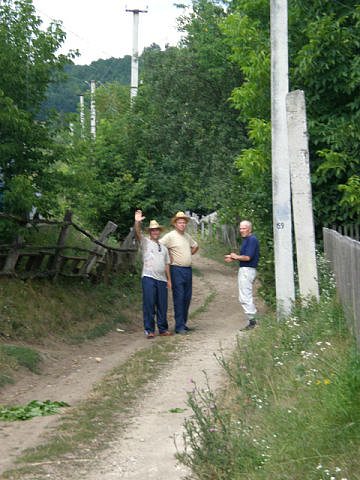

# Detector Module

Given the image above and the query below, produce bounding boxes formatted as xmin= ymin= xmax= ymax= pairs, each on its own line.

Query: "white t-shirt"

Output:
xmin=140 ymin=236 xmax=170 ymax=282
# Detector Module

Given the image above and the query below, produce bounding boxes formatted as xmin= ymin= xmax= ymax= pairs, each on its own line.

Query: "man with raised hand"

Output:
xmin=160 ymin=212 xmax=199 ymax=335
xmin=225 ymin=220 xmax=260 ymax=330
xmin=134 ymin=210 xmax=172 ymax=339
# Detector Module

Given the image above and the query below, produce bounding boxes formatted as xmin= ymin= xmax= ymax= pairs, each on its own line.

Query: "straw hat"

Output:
xmin=171 ymin=211 xmax=190 ymax=225
xmin=146 ymin=220 xmax=164 ymax=231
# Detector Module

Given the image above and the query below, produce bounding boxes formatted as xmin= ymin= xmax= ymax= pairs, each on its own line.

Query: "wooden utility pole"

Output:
xmin=287 ymin=90 xmax=319 ymax=301
xmin=126 ymin=5 xmax=148 ymax=99
xmin=270 ymin=0 xmax=295 ymax=316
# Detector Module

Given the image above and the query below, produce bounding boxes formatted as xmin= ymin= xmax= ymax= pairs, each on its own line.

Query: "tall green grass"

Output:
xmin=178 ymin=260 xmax=360 ymax=480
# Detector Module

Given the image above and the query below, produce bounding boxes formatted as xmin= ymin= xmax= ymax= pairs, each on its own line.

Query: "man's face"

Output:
xmin=239 ymin=223 xmax=251 ymax=238
xmin=175 ymin=219 xmax=187 ymax=233
xmin=149 ymin=228 xmax=161 ymax=241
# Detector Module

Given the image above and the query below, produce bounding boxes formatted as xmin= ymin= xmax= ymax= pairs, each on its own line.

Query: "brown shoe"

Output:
xmin=146 ymin=332 xmax=155 ymax=339
xmin=159 ymin=331 xmax=173 ymax=336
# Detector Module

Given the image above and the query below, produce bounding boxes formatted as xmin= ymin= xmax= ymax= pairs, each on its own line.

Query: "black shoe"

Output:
xmin=175 ymin=329 xmax=188 ymax=335
xmin=184 ymin=326 xmax=192 ymax=331
xmin=243 ymin=319 xmax=257 ymax=331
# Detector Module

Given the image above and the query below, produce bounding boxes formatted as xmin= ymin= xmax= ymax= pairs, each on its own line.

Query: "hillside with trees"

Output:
xmin=41 ymin=56 xmax=131 ymax=116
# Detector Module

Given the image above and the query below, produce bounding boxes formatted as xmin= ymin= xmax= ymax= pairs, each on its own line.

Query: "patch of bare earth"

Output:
xmin=0 ymin=254 xmax=263 ymax=479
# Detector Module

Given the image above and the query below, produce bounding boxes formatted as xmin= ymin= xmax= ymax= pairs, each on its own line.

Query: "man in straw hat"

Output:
xmin=160 ymin=211 xmax=199 ymax=334
xmin=134 ymin=210 xmax=172 ymax=339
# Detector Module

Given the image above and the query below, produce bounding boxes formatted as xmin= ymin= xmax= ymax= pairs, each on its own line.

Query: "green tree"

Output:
xmin=0 ymin=0 xmax=71 ymax=215
xmin=224 ymin=0 xmax=360 ymax=228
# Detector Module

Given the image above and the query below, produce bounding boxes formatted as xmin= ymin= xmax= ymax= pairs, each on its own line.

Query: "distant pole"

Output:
xmin=126 ymin=5 xmax=148 ymax=99
xmin=79 ymin=94 xmax=85 ymax=137
xmin=270 ymin=0 xmax=295 ymax=317
xmin=287 ymin=90 xmax=319 ymax=301
xmin=90 ymin=80 xmax=96 ymax=139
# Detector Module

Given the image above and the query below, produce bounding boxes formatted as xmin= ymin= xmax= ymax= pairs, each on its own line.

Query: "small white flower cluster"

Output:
xmin=316 ymin=463 xmax=347 ymax=480
xmin=300 ymin=350 xmax=319 ymax=360
xmin=250 ymin=393 xmax=269 ymax=409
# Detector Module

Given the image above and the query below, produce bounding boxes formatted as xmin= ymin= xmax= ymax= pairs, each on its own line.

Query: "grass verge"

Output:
xmin=2 ymin=337 xmax=183 ymax=480
xmin=0 ymin=271 xmax=140 ymax=342
xmin=0 ymin=345 xmax=42 ymax=387
xmin=178 ymin=264 xmax=360 ymax=479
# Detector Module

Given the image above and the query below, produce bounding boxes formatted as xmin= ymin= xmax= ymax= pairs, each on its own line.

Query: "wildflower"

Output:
xmin=335 ymin=467 xmax=341 ymax=472
xmin=208 ymin=427 xmax=217 ymax=432
xmin=316 ymin=464 xmax=322 ymax=470
xmin=324 ymin=378 xmax=331 ymax=385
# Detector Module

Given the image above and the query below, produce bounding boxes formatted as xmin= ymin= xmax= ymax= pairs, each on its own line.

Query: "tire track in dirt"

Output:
xmin=46 ymin=255 xmax=251 ymax=480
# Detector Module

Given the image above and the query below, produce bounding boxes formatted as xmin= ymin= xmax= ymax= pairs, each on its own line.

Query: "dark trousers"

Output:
xmin=170 ymin=265 xmax=192 ymax=332
xmin=142 ymin=276 xmax=168 ymax=333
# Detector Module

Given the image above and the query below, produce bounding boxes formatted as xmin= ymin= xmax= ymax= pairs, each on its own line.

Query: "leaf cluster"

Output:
xmin=0 ymin=400 xmax=69 ymax=421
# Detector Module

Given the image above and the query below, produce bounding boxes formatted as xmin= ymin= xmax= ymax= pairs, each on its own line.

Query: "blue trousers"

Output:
xmin=170 ymin=266 xmax=192 ymax=332
xmin=142 ymin=276 xmax=168 ymax=333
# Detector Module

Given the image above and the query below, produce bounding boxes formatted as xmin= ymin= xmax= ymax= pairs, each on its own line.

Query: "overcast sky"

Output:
xmin=32 ymin=0 xmax=189 ymax=65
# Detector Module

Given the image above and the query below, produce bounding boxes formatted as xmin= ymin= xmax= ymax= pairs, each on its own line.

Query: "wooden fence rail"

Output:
xmin=323 ymin=227 xmax=360 ymax=347
xmin=0 ymin=211 xmax=137 ymax=281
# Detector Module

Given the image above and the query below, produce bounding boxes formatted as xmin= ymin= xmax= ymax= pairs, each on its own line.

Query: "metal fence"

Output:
xmin=323 ymin=227 xmax=360 ymax=346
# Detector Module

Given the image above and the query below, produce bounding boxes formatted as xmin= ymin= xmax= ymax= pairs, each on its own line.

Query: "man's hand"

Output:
xmin=135 ymin=210 xmax=145 ymax=222
xmin=224 ymin=254 xmax=233 ymax=263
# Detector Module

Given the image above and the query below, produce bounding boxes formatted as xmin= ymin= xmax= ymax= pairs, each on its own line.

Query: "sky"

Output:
xmin=32 ymin=0 xmax=189 ymax=65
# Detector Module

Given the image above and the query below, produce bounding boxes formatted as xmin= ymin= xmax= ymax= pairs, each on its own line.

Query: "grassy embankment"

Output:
xmin=0 ymin=224 xmax=142 ymax=388
xmin=179 ymin=247 xmax=360 ymax=480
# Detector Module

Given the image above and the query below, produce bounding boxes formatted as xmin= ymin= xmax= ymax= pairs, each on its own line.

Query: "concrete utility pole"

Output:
xmin=287 ymin=90 xmax=319 ymax=301
xmin=79 ymin=94 xmax=85 ymax=138
xmin=90 ymin=80 xmax=96 ymax=139
xmin=270 ymin=0 xmax=295 ymax=316
xmin=126 ymin=4 xmax=148 ymax=99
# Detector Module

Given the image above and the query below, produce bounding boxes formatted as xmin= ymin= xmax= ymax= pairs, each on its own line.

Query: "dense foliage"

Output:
xmin=224 ymin=0 xmax=360 ymax=229
xmin=0 ymin=0 xmax=358 ymax=241
xmin=0 ymin=0 xmax=71 ymax=218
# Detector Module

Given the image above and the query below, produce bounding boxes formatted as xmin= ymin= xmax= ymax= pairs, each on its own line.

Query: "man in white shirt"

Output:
xmin=160 ymin=211 xmax=199 ymax=334
xmin=134 ymin=210 xmax=172 ymax=339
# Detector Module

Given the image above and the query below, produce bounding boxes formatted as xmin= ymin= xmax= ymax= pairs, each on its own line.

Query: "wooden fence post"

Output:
xmin=51 ymin=210 xmax=73 ymax=276
xmin=80 ymin=221 xmax=118 ymax=275
xmin=3 ymin=235 xmax=23 ymax=274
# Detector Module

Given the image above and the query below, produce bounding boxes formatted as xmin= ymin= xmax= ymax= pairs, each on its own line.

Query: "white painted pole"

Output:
xmin=79 ymin=94 xmax=85 ymax=138
xmin=131 ymin=11 xmax=139 ymax=99
xmin=90 ymin=80 xmax=96 ymax=139
xmin=287 ymin=90 xmax=319 ymax=301
xmin=270 ymin=0 xmax=295 ymax=316
xmin=126 ymin=7 xmax=147 ymax=100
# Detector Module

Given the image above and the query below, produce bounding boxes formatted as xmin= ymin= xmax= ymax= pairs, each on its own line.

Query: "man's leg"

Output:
xmin=155 ymin=280 xmax=169 ymax=333
xmin=183 ymin=267 xmax=192 ymax=327
xmin=142 ymin=276 xmax=156 ymax=334
xmin=170 ymin=266 xmax=186 ymax=332
xmin=238 ymin=267 xmax=257 ymax=324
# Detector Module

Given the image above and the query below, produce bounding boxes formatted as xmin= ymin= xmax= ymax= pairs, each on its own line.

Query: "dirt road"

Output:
xmin=0 ymin=254 xmax=255 ymax=479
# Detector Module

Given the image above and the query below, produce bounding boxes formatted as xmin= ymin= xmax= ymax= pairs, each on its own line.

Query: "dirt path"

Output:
xmin=0 ymin=254 xmax=258 ymax=479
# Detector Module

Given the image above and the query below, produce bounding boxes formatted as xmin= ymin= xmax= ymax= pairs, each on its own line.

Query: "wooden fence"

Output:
xmin=327 ymin=224 xmax=360 ymax=241
xmin=323 ymin=227 xmax=360 ymax=347
xmin=0 ymin=211 xmax=137 ymax=282
xmin=186 ymin=214 xmax=239 ymax=249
